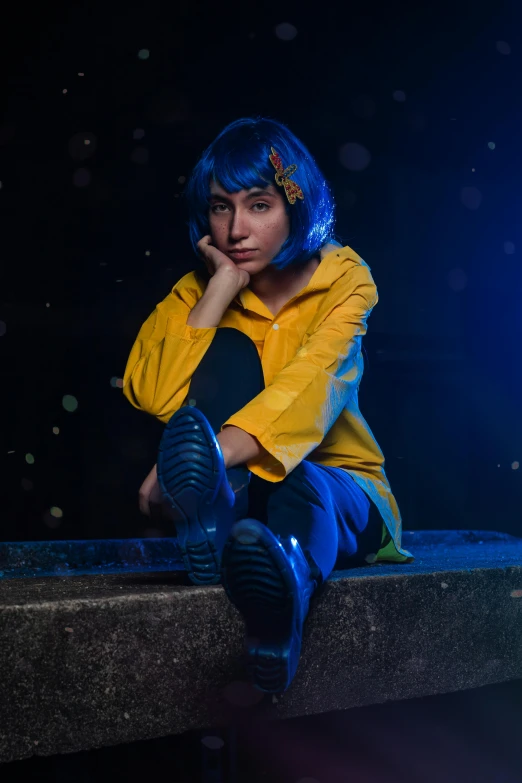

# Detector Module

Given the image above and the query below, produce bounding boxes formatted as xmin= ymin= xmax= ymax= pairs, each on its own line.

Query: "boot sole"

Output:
xmin=221 ymin=521 xmax=303 ymax=693
xmin=157 ymin=407 xmax=225 ymax=585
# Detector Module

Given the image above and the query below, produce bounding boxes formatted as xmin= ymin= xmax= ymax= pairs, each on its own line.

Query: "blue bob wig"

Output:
xmin=184 ymin=116 xmax=338 ymax=272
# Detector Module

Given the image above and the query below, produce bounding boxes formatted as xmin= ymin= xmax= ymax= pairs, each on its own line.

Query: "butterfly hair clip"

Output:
xmin=269 ymin=147 xmax=305 ymax=205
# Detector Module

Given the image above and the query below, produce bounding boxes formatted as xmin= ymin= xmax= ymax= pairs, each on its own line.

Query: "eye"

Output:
xmin=210 ymin=202 xmax=270 ymax=214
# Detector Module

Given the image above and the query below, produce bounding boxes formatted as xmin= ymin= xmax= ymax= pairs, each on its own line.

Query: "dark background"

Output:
xmin=2 ymin=3 xmax=522 ymax=782
xmin=1 ymin=0 xmax=521 ymax=543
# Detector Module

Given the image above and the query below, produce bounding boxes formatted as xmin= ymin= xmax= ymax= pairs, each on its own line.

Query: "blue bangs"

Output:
xmin=184 ymin=117 xmax=337 ymax=271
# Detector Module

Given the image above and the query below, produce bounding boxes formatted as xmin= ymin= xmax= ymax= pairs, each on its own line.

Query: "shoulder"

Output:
xmin=168 ymin=270 xmax=207 ymax=301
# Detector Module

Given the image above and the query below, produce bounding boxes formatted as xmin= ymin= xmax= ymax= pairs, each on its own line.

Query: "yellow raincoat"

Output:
xmin=123 ymin=245 xmax=413 ymax=563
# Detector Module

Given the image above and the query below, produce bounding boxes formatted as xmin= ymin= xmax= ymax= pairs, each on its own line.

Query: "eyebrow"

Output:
xmin=208 ymin=189 xmax=276 ymax=203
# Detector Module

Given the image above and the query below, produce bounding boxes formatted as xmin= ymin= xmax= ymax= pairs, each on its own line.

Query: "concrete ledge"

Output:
xmin=1 ymin=530 xmax=521 ymax=764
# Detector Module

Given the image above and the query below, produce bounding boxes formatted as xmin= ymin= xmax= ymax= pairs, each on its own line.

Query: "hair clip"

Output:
xmin=269 ymin=147 xmax=304 ymax=204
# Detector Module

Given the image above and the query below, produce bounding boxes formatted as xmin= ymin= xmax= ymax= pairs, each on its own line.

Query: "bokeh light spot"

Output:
xmin=496 ymin=41 xmax=511 ymax=55
xmin=62 ymin=89 xmax=68 ymax=94
xmin=78 ymin=72 xmax=84 ymax=76
xmin=393 ymin=90 xmax=406 ymax=102
xmin=50 ymin=506 xmax=63 ymax=518
xmin=0 ymin=320 xmax=6 ymax=336
xmin=145 ymin=250 xmax=151 ymax=256
xmin=138 ymin=49 xmax=150 ymax=59
xmin=46 ymin=302 xmax=51 ymax=308
xmin=21 ymin=478 xmax=33 ymax=491
xmin=25 ymin=453 xmax=35 ymax=465
xmin=512 ymin=461 xmax=520 ymax=471
xmin=133 ymin=128 xmax=145 ymax=140
xmin=339 ymin=142 xmax=371 ymax=171
xmin=447 ymin=268 xmax=468 ymax=292
xmin=275 ymin=22 xmax=298 ymax=41
xmin=201 ymin=736 xmax=225 ymax=750
xmin=53 ymin=427 xmax=60 ymax=435
xmin=503 ymin=241 xmax=515 ymax=254
xmin=177 ymin=175 xmax=186 ymax=184
xmin=488 ymin=141 xmax=496 ymax=150
xmin=62 ymin=394 xmax=79 ymax=412
xmin=460 ymin=186 xmax=482 ymax=210
xmin=73 ymin=168 xmax=91 ymax=187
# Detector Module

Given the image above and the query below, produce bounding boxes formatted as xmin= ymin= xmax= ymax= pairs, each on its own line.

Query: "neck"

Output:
xmin=248 ymin=263 xmax=309 ymax=302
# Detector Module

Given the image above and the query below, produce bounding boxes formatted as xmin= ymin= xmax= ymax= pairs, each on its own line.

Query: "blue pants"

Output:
xmin=183 ymin=328 xmax=383 ymax=584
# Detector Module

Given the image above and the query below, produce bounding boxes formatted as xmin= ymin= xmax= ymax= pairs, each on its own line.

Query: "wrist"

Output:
xmin=217 ymin=426 xmax=266 ymax=469
xmin=206 ymin=273 xmax=238 ymax=301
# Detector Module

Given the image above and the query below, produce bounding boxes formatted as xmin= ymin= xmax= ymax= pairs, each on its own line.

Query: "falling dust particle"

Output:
xmin=50 ymin=507 xmax=63 ymax=518
xmin=25 ymin=453 xmax=35 ymax=464
xmin=53 ymin=427 xmax=60 ymax=435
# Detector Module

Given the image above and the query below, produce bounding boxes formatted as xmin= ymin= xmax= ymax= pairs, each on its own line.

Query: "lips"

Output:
xmin=229 ymin=249 xmax=256 ymax=259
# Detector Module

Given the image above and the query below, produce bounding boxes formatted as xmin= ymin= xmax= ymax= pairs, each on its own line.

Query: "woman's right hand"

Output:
xmin=197 ymin=235 xmax=251 ymax=296
xmin=139 ymin=463 xmax=163 ymax=517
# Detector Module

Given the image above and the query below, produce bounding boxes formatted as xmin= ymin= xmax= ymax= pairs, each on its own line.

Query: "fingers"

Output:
xmin=197 ymin=235 xmax=212 ymax=254
xmin=139 ymin=491 xmax=151 ymax=517
xmin=197 ymin=235 xmax=215 ymax=275
xmin=139 ymin=464 xmax=160 ymax=517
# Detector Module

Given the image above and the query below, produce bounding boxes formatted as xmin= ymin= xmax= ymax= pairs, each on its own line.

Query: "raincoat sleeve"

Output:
xmin=122 ymin=274 xmax=217 ymax=422
xmin=221 ymin=264 xmax=378 ymax=482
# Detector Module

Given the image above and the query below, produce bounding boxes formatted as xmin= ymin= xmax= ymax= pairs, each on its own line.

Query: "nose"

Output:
xmin=228 ymin=208 xmax=249 ymax=242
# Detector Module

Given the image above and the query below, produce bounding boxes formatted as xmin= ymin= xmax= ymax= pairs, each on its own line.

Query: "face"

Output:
xmin=208 ymin=180 xmax=290 ymax=272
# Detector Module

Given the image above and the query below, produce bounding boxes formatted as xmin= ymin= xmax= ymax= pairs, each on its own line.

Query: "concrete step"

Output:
xmin=1 ymin=530 xmax=521 ymax=764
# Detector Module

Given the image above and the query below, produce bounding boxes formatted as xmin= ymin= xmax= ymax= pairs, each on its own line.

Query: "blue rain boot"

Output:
xmin=157 ymin=406 xmax=250 ymax=585
xmin=220 ymin=518 xmax=320 ymax=694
